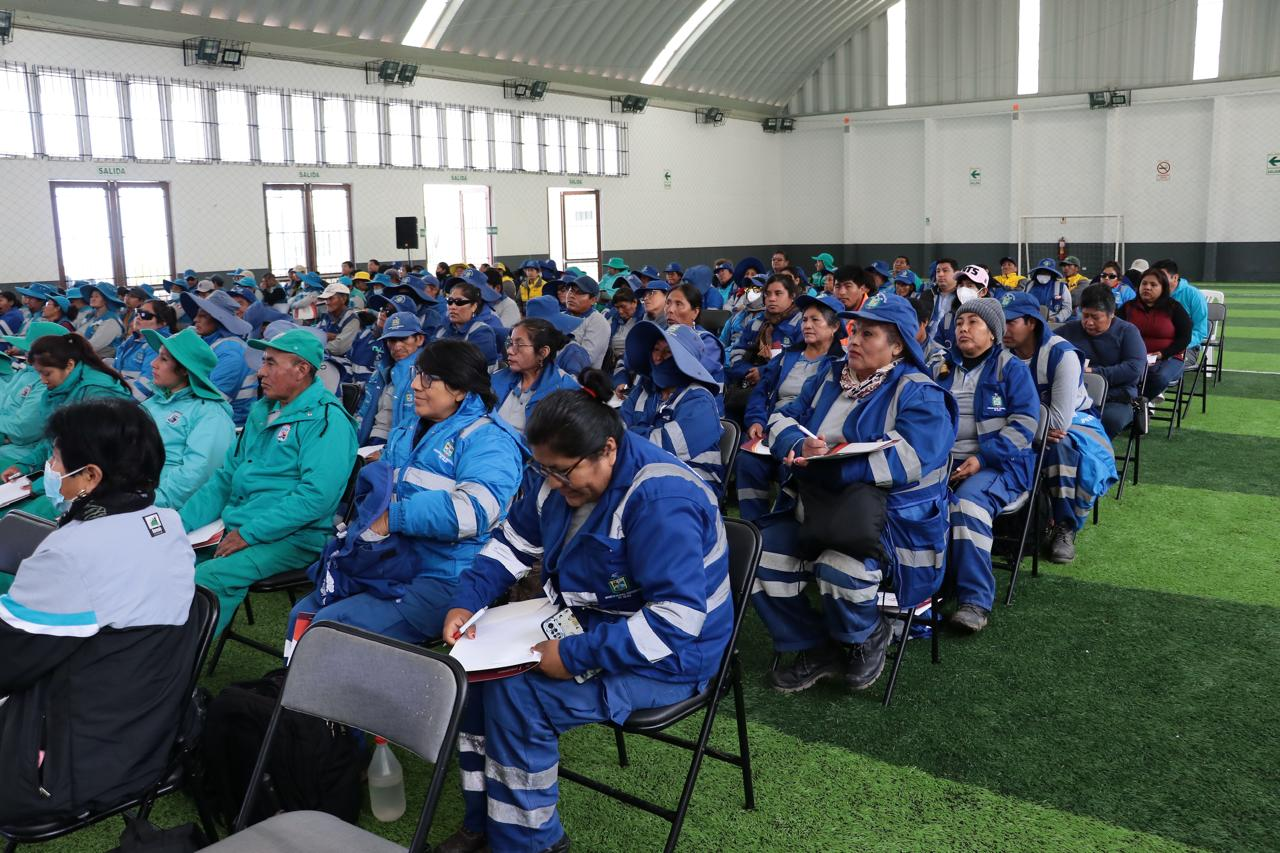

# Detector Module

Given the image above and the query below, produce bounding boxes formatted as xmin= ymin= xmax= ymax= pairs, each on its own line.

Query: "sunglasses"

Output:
xmin=1100 ymin=273 xmax=1119 ymax=280
xmin=445 ymin=298 xmax=476 ymax=306
xmin=136 ymin=309 xmax=156 ymax=320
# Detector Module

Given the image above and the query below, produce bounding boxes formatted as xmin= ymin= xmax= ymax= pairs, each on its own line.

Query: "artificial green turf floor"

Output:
xmin=33 ymin=283 xmax=1280 ymax=852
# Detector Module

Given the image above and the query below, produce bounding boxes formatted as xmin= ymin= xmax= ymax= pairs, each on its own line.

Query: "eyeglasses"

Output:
xmin=528 ymin=455 xmax=587 ymax=485
xmin=445 ymin=298 xmax=476 ymax=306
xmin=1100 ymin=273 xmax=1119 ymax=280
xmin=504 ymin=339 xmax=533 ymax=350
xmin=135 ymin=309 xmax=156 ymax=321
xmin=413 ymin=372 xmax=444 ymax=389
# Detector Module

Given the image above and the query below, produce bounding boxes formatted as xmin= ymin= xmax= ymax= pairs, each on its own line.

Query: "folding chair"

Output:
xmin=875 ymin=589 xmax=942 ymax=707
xmin=202 ymin=623 xmax=466 ymax=853
xmin=701 ymin=309 xmax=731 ymax=338
xmin=207 ymin=457 xmax=365 ymax=674
xmin=1203 ymin=300 xmax=1226 ymax=386
xmin=1176 ymin=346 xmax=1210 ymax=421
xmin=1148 ymin=359 xmax=1186 ymax=438
xmin=992 ymin=405 xmax=1050 ymax=606
xmin=0 ymin=510 xmax=57 ymax=575
xmin=2 ymin=587 xmax=220 ymax=853
xmin=559 ymin=518 xmax=761 ymax=853
xmin=1113 ymin=363 xmax=1147 ymax=498
xmin=1081 ymin=372 xmax=1109 ymax=525
xmin=718 ymin=418 xmax=741 ymax=507
xmin=339 ymin=382 xmax=365 ymax=416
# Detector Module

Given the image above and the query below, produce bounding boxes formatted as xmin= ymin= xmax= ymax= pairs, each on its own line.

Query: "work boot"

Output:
xmin=1040 ymin=521 xmax=1058 ymax=555
xmin=1049 ymin=525 xmax=1077 ymax=563
xmin=540 ymin=835 xmax=571 ymax=853
xmin=844 ymin=616 xmax=892 ymax=691
xmin=948 ymin=603 xmax=990 ymax=634
xmin=767 ymin=645 xmax=842 ymax=694
xmin=435 ymin=827 xmax=487 ymax=853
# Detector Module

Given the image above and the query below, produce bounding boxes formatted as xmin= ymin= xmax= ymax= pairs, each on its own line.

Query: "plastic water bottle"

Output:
xmin=368 ymin=736 xmax=406 ymax=822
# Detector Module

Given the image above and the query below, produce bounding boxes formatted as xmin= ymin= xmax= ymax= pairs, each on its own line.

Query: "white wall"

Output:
xmin=0 ymin=29 xmax=798 ymax=280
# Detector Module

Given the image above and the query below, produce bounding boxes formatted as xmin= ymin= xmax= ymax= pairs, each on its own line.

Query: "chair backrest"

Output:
xmin=1200 ymin=288 xmax=1225 ymax=305
xmin=0 ymin=510 xmax=57 ymax=574
xmin=1207 ymin=301 xmax=1227 ymax=323
xmin=340 ymin=382 xmax=364 ymax=415
xmin=701 ymin=309 xmax=730 ymax=337
xmin=339 ymin=456 xmax=365 ymax=525
xmin=1038 ymin=304 xmax=1049 ymax=320
xmin=723 ymin=517 xmax=763 ymax=614
xmin=718 ymin=418 xmax=741 ymax=472
xmin=1033 ymin=403 xmax=1050 ymax=445
xmin=1081 ymin=372 xmax=1109 ymax=417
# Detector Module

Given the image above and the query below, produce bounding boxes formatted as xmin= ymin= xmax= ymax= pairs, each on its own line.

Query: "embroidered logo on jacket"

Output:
xmin=276 ymin=424 xmax=292 ymax=442
xmin=143 ymin=513 xmax=165 ymax=537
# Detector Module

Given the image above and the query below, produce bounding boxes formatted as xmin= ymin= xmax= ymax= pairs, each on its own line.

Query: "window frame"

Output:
xmin=48 ymin=179 xmax=176 ymax=288
xmin=262 ymin=182 xmax=355 ymax=276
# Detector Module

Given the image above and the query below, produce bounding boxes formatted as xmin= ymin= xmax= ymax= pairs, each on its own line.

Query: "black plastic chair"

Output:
xmin=201 ymin=623 xmax=467 ymax=853
xmin=717 ymin=418 xmax=741 ymax=507
xmin=876 ymin=589 xmax=942 ymax=707
xmin=992 ymin=405 xmax=1050 ymax=606
xmin=339 ymin=382 xmax=364 ymax=416
xmin=1 ymin=587 xmax=220 ymax=853
xmin=701 ymin=309 xmax=731 ymax=338
xmin=559 ymin=518 xmax=761 ymax=853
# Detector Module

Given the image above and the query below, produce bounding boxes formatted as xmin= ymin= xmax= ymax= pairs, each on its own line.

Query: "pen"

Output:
xmin=452 ymin=607 xmax=488 ymax=640
xmin=797 ymin=424 xmax=821 ymax=441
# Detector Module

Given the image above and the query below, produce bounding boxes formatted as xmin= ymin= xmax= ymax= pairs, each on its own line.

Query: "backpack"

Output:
xmin=197 ymin=668 xmax=366 ymax=832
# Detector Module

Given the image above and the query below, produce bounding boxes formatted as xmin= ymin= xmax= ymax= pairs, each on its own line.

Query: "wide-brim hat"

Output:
xmin=663 ymin=262 xmax=684 ymax=275
xmin=733 ymin=256 xmax=765 ymax=284
xmin=16 ymin=283 xmax=58 ymax=300
xmin=0 ymin=320 xmax=66 ymax=351
xmin=811 ymin=252 xmax=836 ymax=268
xmin=525 ymin=295 xmax=582 ymax=335
xmin=89 ymin=282 xmax=125 ymax=307
xmin=142 ymin=327 xmax=224 ymax=402
xmin=684 ymin=265 xmax=713 ymax=294
xmin=624 ymin=320 xmax=715 ymax=386
xmin=179 ymin=290 xmax=252 ymax=337
xmin=604 ymin=257 xmax=628 ymax=272
xmin=838 ymin=292 xmax=928 ymax=373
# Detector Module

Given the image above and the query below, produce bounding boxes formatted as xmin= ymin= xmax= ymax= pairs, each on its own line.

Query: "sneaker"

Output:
xmin=844 ymin=616 xmax=892 ymax=691
xmin=1049 ymin=525 xmax=1076 ymax=563
xmin=767 ymin=645 xmax=843 ymax=694
xmin=948 ymin=603 xmax=990 ymax=634
xmin=435 ymin=827 xmax=488 ymax=853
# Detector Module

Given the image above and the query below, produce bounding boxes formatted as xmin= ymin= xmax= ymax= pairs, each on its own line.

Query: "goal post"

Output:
xmin=1018 ymin=214 xmax=1124 ymax=279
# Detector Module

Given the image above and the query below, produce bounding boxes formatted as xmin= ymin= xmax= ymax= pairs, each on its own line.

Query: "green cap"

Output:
xmin=0 ymin=320 xmax=69 ymax=351
xmin=248 ymin=327 xmax=325 ymax=369
xmin=605 ymin=257 xmax=629 ymax=271
xmin=811 ymin=252 xmax=836 ymax=268
xmin=142 ymin=328 xmax=225 ymax=402
xmin=1063 ymin=255 xmax=1082 ymax=268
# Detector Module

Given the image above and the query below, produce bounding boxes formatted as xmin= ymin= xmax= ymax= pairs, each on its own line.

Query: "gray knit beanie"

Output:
xmin=956 ymin=297 xmax=1005 ymax=342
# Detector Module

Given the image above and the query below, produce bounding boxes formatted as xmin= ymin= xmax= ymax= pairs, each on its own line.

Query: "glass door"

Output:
xmin=560 ymin=190 xmax=600 ymax=279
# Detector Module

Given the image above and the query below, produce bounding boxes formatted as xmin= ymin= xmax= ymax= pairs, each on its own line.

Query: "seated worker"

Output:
xmin=634 ymin=275 xmax=669 ymax=327
xmin=1118 ymin=267 xmax=1193 ymax=400
xmin=437 ymin=373 xmax=729 ymax=853
xmin=1153 ymin=258 xmax=1209 ymax=359
xmin=140 ymin=328 xmax=236 ymax=511
xmin=666 ymin=282 xmax=726 ymax=394
xmin=179 ymin=289 xmax=257 ymax=426
xmin=178 ymin=329 xmax=356 ymax=636
xmin=993 ymin=257 xmax=1026 ymax=292
xmin=726 ymin=273 xmax=803 ymax=421
xmin=892 ymin=271 xmax=918 ymax=301
xmin=927 ymin=259 xmax=964 ymax=348
xmin=80 ymin=282 xmax=128 ymax=358
xmin=113 ymin=298 xmax=178 ymax=400
xmin=737 ymin=294 xmax=844 ymax=520
xmin=524 ymin=296 xmax=592 ymax=377
xmin=607 ymin=285 xmax=641 ymax=367
xmin=482 ymin=270 xmax=522 ymax=328
xmin=1023 ymin=258 xmax=1072 ymax=322
xmin=355 ymin=312 xmax=426 ymax=448
xmin=492 ymin=318 xmax=581 ymax=435
xmin=0 ymin=333 xmax=134 ymax=508
xmin=936 ymin=298 xmax=1039 ymax=634
xmin=620 ymin=321 xmax=725 ymax=495
xmin=287 ymin=340 xmax=523 ymax=646
xmin=39 ymin=292 xmax=77 ymax=333
xmin=315 ymin=280 xmax=368 ymax=382
xmin=1000 ymin=292 xmax=1118 ymax=563
xmin=912 ymin=297 xmax=948 ymax=377
xmin=683 ymin=264 xmax=725 ymax=310
xmin=1061 ymin=256 xmax=1091 ymax=293
xmin=0 ymin=399 xmax=200 ymax=824
xmin=436 ymin=279 xmax=500 ymax=370
xmin=0 ymin=290 xmax=23 ymax=338
xmin=562 ymin=275 xmax=611 ymax=369
xmin=754 ymin=293 xmax=957 ymax=693
xmin=1096 ymin=261 xmax=1137 ymax=312
xmin=1057 ymin=284 xmax=1148 ymax=438
xmin=517 ymin=259 xmax=545 ymax=304
xmin=831 ymin=265 xmax=874 ymax=322
xmin=865 ymin=260 xmax=892 ymax=294
xmin=0 ymin=322 xmax=65 ymax=475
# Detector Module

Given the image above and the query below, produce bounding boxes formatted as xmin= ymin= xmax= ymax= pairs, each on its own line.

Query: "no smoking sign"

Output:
xmin=1156 ymin=160 xmax=1171 ymax=182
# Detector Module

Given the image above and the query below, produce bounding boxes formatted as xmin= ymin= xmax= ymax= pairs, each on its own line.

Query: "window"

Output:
xmin=520 ymin=114 xmax=540 ymax=172
xmin=444 ymin=107 xmax=466 ymax=169
xmin=0 ymin=65 xmax=34 ymax=158
xmin=129 ymin=81 xmax=165 ymax=160
xmin=290 ymin=94 xmax=318 ymax=164
xmin=354 ymin=99 xmax=381 ymax=166
xmin=1193 ymin=0 xmax=1224 ymax=80
xmin=263 ymin=183 xmax=353 ymax=275
xmin=419 ymin=105 xmax=441 ymax=168
xmin=548 ymin=188 xmax=600 ymax=279
xmin=424 ymin=183 xmax=491 ymax=267
xmin=1017 ymin=0 xmax=1040 ymax=95
xmin=216 ymin=88 xmax=252 ymax=162
xmin=50 ymin=180 xmax=174 ymax=286
xmin=322 ymin=97 xmax=350 ymax=165
xmin=256 ymin=91 xmax=286 ymax=163
xmin=493 ymin=112 xmax=514 ymax=171
xmin=602 ymin=123 xmax=620 ymax=176
xmin=85 ymin=75 xmax=125 ymax=159
xmin=543 ymin=117 xmax=561 ymax=173
xmin=469 ymin=109 xmax=490 ymax=170
xmin=170 ymin=84 xmax=209 ymax=161
xmin=886 ymin=0 xmax=906 ymax=106
xmin=564 ymin=119 xmax=580 ymax=174
xmin=388 ymin=102 xmax=414 ymax=167
xmin=583 ymin=120 xmax=599 ymax=175
xmin=37 ymin=71 xmax=80 ymax=158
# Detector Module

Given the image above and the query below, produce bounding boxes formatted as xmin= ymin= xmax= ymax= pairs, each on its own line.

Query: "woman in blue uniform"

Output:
xmin=754 ymin=293 xmax=958 ymax=694
xmin=113 ymin=298 xmax=177 ymax=399
xmin=354 ymin=311 xmax=426 ymax=448
xmin=491 ymin=317 xmax=581 ymax=435
xmin=436 ymin=280 xmax=500 ymax=369
xmin=620 ymin=321 xmax=725 ymax=495
xmin=666 ymin=282 xmax=726 ymax=393
xmin=436 ymin=370 xmax=730 ymax=853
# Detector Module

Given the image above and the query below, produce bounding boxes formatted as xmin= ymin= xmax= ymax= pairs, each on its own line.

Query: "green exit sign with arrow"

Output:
xmin=1268 ymin=153 xmax=1280 ymax=175
xmin=969 ymin=167 xmax=982 ymax=185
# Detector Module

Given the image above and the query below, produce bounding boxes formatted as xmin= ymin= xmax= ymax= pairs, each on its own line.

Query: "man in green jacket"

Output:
xmin=180 ymin=328 xmax=357 ymax=635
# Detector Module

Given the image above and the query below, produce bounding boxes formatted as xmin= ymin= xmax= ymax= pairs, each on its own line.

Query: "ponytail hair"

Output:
xmin=526 ymin=368 xmax=624 ymax=458
xmin=28 ymin=333 xmax=129 ymax=392
xmin=143 ymin=299 xmax=179 ymax=333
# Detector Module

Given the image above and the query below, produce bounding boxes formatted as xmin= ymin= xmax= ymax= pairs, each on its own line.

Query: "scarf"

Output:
xmin=61 ymin=489 xmax=154 ymax=527
xmin=840 ymin=358 xmax=901 ymax=400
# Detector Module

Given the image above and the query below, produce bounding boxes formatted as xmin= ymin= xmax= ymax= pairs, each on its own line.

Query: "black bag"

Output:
xmin=197 ymin=668 xmax=366 ymax=831
xmin=795 ymin=480 xmax=889 ymax=562
xmin=108 ymin=814 xmax=208 ymax=853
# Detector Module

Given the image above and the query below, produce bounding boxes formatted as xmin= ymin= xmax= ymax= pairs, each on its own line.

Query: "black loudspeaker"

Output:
xmin=395 ymin=216 xmax=418 ymax=250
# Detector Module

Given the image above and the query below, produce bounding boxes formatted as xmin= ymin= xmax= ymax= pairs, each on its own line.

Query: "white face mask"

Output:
xmin=43 ymin=460 xmax=88 ymax=514
xmin=1035 ymin=273 xmax=1052 ymax=284
xmin=956 ymin=286 xmax=980 ymax=304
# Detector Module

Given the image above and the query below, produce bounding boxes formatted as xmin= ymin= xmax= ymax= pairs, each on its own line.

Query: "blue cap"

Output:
xmin=795 ymin=293 xmax=845 ymax=315
xmin=624 ymin=321 xmax=716 ymax=387
xmin=664 ymin=262 xmax=683 ymax=275
xmin=231 ymin=285 xmax=258 ymax=303
xmin=563 ymin=275 xmax=600 ymax=297
xmin=838 ymin=292 xmax=928 ymax=372
xmin=378 ymin=311 xmax=425 ymax=341
xmin=997 ymin=290 xmax=1043 ymax=323
xmin=891 ymin=270 xmax=916 ymax=287
xmin=714 ymin=262 xmax=733 ymax=274
xmin=180 ymin=289 xmax=252 ymax=337
xmin=866 ymin=260 xmax=893 ymax=280
xmin=526 ymin=295 xmax=583 ymax=335
xmin=64 ymin=285 xmax=84 ymax=300
xmin=371 ymin=272 xmax=393 ymax=286
xmin=634 ymin=277 xmax=670 ymax=297
xmin=521 ymin=258 xmax=539 ymax=270
xmin=1030 ymin=257 xmax=1061 ymax=278
xmin=182 ymin=268 xmax=197 ymax=279
xmin=634 ymin=265 xmax=660 ymax=281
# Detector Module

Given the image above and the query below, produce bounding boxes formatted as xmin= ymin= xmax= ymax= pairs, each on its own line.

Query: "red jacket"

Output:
xmin=1119 ymin=299 xmax=1191 ymax=361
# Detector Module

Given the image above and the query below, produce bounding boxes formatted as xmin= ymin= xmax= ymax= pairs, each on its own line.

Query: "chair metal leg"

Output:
xmin=881 ymin=609 xmax=915 ymax=707
xmin=5 ymin=837 xmax=18 ymax=853
xmin=614 ymin=727 xmax=630 ymax=768
xmin=243 ymin=595 xmax=256 ymax=626
xmin=930 ymin=595 xmax=941 ymax=664
xmin=729 ymin=660 xmax=756 ymax=810
xmin=1133 ymin=431 xmax=1141 ymax=485
xmin=661 ymin=689 xmax=730 ymax=853
xmin=205 ymin=611 xmax=234 ymax=675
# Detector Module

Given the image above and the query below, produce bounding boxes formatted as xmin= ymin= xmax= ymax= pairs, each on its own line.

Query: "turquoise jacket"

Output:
xmin=179 ymin=378 xmax=357 ymax=549
xmin=142 ymin=386 xmax=236 ymax=510
xmin=4 ymin=364 xmax=131 ymax=470
xmin=0 ymin=369 xmax=48 ymax=467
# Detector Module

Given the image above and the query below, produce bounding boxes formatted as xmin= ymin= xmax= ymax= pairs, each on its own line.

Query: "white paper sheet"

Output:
xmin=740 ymin=436 xmax=898 ymax=460
xmin=187 ymin=519 xmax=225 ymax=549
xmin=357 ymin=444 xmax=383 ymax=460
xmin=0 ymin=477 xmax=33 ymax=509
xmin=449 ymin=598 xmax=559 ymax=672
